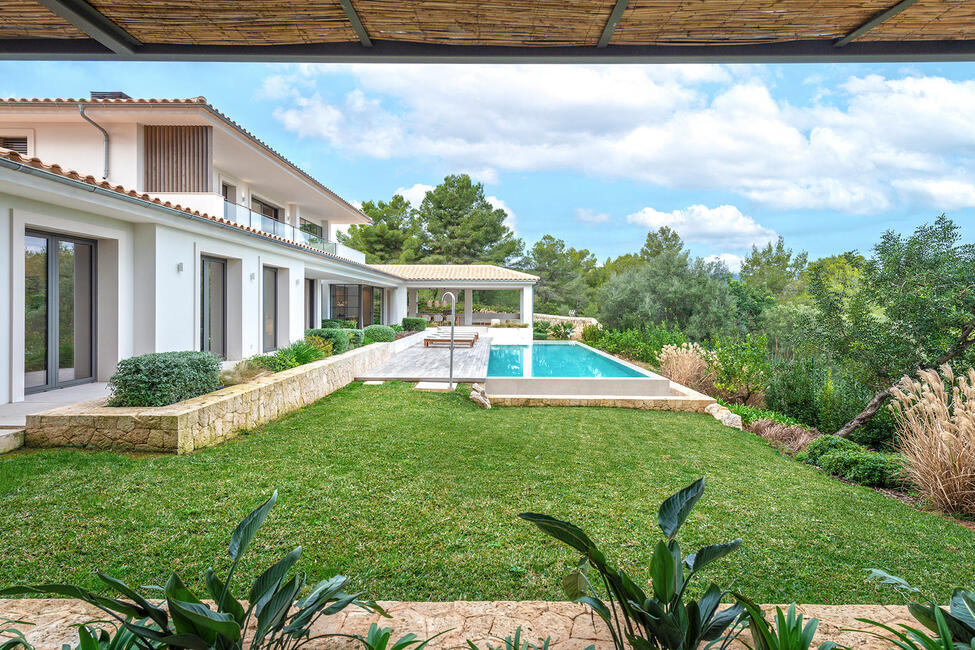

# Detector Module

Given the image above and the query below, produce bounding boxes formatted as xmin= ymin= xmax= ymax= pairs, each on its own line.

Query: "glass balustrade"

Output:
xmin=222 ymin=200 xmax=339 ymax=255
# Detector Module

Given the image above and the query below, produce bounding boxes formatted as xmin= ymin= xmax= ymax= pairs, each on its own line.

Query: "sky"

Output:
xmin=2 ymin=59 xmax=975 ymax=270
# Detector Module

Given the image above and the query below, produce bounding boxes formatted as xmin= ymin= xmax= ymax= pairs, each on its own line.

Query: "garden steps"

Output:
xmin=0 ymin=598 xmax=914 ymax=649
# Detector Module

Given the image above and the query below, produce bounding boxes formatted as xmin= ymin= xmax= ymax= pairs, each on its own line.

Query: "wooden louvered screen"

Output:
xmin=144 ymin=125 xmax=212 ymax=192
xmin=0 ymin=136 xmax=28 ymax=154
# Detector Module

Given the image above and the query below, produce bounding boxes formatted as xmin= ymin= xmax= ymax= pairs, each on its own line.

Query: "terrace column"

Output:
xmin=408 ymin=288 xmax=418 ymax=318
xmin=464 ymin=288 xmax=473 ymax=326
xmin=392 ymin=286 xmax=408 ymax=325
xmin=520 ymin=285 xmax=534 ymax=325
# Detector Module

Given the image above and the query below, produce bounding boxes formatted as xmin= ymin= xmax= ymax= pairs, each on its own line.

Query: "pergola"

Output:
xmin=371 ymin=264 xmax=539 ymax=325
xmin=2 ymin=0 xmax=975 ymax=63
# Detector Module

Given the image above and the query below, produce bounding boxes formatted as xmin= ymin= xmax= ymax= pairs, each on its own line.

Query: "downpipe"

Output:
xmin=78 ymin=104 xmax=109 ymax=180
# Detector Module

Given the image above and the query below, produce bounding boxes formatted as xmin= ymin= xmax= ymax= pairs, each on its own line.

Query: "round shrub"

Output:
xmin=305 ymin=335 xmax=334 ymax=357
xmin=305 ymin=328 xmax=349 ymax=354
xmin=817 ymin=449 xmax=904 ymax=488
xmin=796 ymin=435 xmax=861 ymax=465
xmin=402 ymin=317 xmax=427 ymax=331
xmin=321 ymin=319 xmax=343 ymax=329
xmin=364 ymin=324 xmax=396 ymax=342
xmin=108 ymin=351 xmax=221 ymax=407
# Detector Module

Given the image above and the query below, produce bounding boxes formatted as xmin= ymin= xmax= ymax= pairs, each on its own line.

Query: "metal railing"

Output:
xmin=222 ymin=200 xmax=338 ymax=255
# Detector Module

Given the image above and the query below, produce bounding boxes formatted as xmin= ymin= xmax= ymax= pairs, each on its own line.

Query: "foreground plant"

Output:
xmin=734 ymin=598 xmax=839 ymax=650
xmin=520 ymin=477 xmax=743 ymax=650
xmin=859 ymin=569 xmax=975 ymax=649
xmin=465 ymin=626 xmax=555 ymax=650
xmin=1 ymin=491 xmax=382 ymax=650
xmin=357 ymin=623 xmax=446 ymax=650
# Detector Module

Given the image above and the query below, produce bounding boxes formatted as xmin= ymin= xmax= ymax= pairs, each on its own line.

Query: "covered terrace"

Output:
xmin=370 ymin=264 xmax=539 ymax=326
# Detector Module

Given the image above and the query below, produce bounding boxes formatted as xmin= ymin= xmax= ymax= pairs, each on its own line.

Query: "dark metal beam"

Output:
xmin=337 ymin=0 xmax=372 ymax=47
xmin=33 ymin=0 xmax=140 ymax=54
xmin=598 ymin=0 xmax=630 ymax=48
xmin=6 ymin=37 xmax=975 ymax=63
xmin=835 ymin=0 xmax=920 ymax=47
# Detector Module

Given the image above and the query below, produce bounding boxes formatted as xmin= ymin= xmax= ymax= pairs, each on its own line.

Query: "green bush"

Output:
xmin=707 ymin=334 xmax=771 ymax=405
xmin=391 ymin=324 xmax=404 ymax=332
xmin=250 ymin=353 xmax=299 ymax=373
xmin=305 ymin=335 xmax=334 ymax=357
xmin=342 ymin=319 xmax=358 ymax=329
xmin=766 ymin=357 xmax=821 ymax=427
xmin=108 ymin=351 xmax=221 ymax=407
xmin=550 ymin=322 xmax=574 ymax=340
xmin=581 ymin=323 xmax=602 ymax=345
xmin=717 ymin=401 xmax=805 ymax=427
xmin=305 ymin=328 xmax=349 ymax=354
xmin=591 ymin=324 xmax=688 ymax=365
xmin=796 ymin=435 xmax=862 ymax=465
xmin=533 ymin=331 xmax=549 ymax=340
xmin=364 ymin=324 xmax=396 ymax=342
xmin=402 ymin=317 xmax=427 ymax=331
xmin=321 ymin=318 xmax=343 ymax=329
xmin=348 ymin=329 xmax=365 ymax=348
xmin=817 ymin=449 xmax=903 ymax=488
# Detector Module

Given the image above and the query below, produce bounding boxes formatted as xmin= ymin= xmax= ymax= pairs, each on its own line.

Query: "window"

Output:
xmin=305 ymin=279 xmax=316 ymax=329
xmin=263 ymin=267 xmax=278 ymax=352
xmin=221 ymin=182 xmax=236 ymax=203
xmin=1 ymin=136 xmax=28 ymax=155
xmin=330 ymin=284 xmax=360 ymax=325
xmin=299 ymin=218 xmax=323 ymax=239
xmin=252 ymin=197 xmax=280 ymax=221
xmin=201 ymin=256 xmax=227 ymax=357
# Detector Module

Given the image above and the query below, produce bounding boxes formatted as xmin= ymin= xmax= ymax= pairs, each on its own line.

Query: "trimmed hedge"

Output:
xmin=108 ymin=351 xmax=221 ymax=407
xmin=306 ymin=328 xmax=349 ymax=354
xmin=364 ymin=324 xmax=396 ymax=342
xmin=798 ymin=435 xmax=903 ymax=488
xmin=402 ymin=317 xmax=427 ymax=331
xmin=348 ymin=329 xmax=365 ymax=348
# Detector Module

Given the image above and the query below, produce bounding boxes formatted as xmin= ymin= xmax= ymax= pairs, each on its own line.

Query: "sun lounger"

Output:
xmin=424 ymin=332 xmax=476 ymax=348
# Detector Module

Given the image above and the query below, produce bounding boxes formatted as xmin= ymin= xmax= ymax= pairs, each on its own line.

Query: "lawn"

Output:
xmin=1 ymin=381 xmax=972 ymax=604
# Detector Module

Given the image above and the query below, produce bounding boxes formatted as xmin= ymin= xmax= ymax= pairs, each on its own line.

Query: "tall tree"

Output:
xmin=409 ymin=174 xmax=523 ymax=265
xmin=523 ymin=235 xmax=597 ymax=314
xmin=641 ymin=226 xmax=687 ymax=261
xmin=740 ymin=237 xmax=808 ymax=299
xmin=807 ymin=215 xmax=975 ymax=437
xmin=336 ymin=194 xmax=415 ymax=263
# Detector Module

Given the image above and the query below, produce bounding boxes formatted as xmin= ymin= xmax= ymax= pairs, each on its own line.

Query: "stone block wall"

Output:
xmin=25 ymin=343 xmax=393 ymax=454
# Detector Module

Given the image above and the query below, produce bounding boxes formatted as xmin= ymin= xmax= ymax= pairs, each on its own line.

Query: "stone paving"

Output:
xmin=0 ymin=599 xmax=915 ymax=649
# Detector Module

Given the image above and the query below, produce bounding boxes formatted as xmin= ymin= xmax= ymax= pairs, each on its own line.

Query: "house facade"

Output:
xmin=0 ymin=93 xmax=536 ymax=405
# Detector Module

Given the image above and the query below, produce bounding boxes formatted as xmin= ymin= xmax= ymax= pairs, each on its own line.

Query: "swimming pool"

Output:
xmin=484 ymin=342 xmax=672 ymax=397
xmin=488 ymin=342 xmax=647 ymax=378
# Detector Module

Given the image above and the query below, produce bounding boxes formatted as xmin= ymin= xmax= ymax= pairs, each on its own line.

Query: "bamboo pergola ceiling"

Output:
xmin=2 ymin=0 xmax=975 ymax=61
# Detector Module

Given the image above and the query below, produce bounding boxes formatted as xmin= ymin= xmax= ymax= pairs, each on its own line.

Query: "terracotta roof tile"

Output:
xmin=369 ymin=264 xmax=538 ymax=282
xmin=0 ymin=147 xmax=393 ymax=276
xmin=0 ymin=96 xmax=370 ymax=224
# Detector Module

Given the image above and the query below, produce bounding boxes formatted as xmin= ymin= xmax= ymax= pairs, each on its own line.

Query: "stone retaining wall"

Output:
xmin=490 ymin=382 xmax=714 ymax=412
xmin=25 ymin=343 xmax=394 ymax=455
xmin=0 ymin=598 xmax=915 ymax=650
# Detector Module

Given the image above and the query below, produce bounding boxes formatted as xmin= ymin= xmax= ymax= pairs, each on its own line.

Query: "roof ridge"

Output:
xmin=0 ymin=96 xmax=370 ymax=224
xmin=0 ymin=147 xmax=392 ymax=276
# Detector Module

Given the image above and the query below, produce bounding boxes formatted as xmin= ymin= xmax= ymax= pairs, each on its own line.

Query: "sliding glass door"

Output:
xmin=201 ymin=256 xmax=227 ymax=357
xmin=263 ymin=267 xmax=278 ymax=352
xmin=25 ymin=230 xmax=95 ymax=393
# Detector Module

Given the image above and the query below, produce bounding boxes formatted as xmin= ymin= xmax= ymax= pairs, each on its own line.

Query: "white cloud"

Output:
xmin=460 ymin=167 xmax=500 ymax=184
xmin=893 ymin=178 xmax=975 ymax=210
xmin=704 ymin=253 xmax=745 ymax=272
xmin=486 ymin=195 xmax=518 ymax=233
xmin=269 ymin=65 xmax=975 ymax=215
xmin=576 ymin=208 xmax=610 ymax=224
xmin=625 ymin=204 xmax=777 ymax=249
xmin=394 ymin=183 xmax=434 ymax=207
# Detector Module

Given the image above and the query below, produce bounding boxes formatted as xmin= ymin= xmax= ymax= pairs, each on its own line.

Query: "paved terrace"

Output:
xmin=357 ymin=336 xmax=491 ymax=383
xmin=0 ymin=382 xmax=109 ymax=428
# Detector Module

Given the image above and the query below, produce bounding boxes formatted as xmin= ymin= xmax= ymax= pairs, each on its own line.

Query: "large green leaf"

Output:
xmin=254 ymin=573 xmax=301 ymax=641
xmin=248 ymin=547 xmax=302 ymax=616
xmin=95 ymin=572 xmax=170 ymax=630
xmin=685 ymin=540 xmax=742 ymax=573
xmin=950 ymin=590 xmax=975 ymax=636
xmin=0 ymin=584 xmax=142 ymax=621
xmin=650 ymin=540 xmax=676 ymax=604
xmin=163 ymin=574 xmax=203 ymax=606
xmin=657 ymin=477 xmax=705 ymax=540
xmin=563 ymin=569 xmax=589 ymax=601
xmin=167 ymin=600 xmax=241 ymax=643
xmin=205 ymin=569 xmax=245 ymax=624
xmin=518 ymin=513 xmax=598 ymax=558
xmin=229 ymin=490 xmax=278 ymax=561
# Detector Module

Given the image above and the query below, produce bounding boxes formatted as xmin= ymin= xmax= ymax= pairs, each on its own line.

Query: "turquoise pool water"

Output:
xmin=487 ymin=343 xmax=647 ymax=378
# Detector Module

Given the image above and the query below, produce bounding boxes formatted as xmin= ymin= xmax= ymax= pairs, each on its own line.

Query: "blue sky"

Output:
xmin=2 ymin=60 xmax=974 ymax=268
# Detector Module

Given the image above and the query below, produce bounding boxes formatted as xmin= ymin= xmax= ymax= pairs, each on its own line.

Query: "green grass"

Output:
xmin=1 ymin=382 xmax=973 ymax=604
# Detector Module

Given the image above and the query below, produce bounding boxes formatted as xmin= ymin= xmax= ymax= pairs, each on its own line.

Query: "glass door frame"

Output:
xmin=200 ymin=255 xmax=227 ymax=358
xmin=25 ymin=228 xmax=97 ymax=395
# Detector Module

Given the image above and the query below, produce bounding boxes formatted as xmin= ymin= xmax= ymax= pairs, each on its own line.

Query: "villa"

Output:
xmin=0 ymin=92 xmax=537 ymax=406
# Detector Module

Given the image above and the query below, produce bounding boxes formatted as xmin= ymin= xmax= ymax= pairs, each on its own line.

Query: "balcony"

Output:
xmin=222 ymin=200 xmax=366 ymax=263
